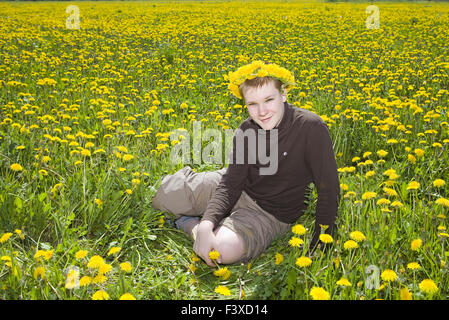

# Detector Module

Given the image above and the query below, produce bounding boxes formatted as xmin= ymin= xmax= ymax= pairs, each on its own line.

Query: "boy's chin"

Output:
xmin=258 ymin=122 xmax=275 ymax=130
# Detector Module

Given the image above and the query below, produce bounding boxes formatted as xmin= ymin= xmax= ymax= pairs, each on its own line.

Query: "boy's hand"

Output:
xmin=193 ymin=220 xmax=216 ymax=267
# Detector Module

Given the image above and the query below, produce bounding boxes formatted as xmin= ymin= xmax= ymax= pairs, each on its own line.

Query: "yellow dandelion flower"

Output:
xmin=336 ymin=278 xmax=352 ymax=287
xmin=377 ymin=283 xmax=386 ymax=291
xmin=123 ymin=154 xmax=134 ymax=161
xmin=435 ymin=198 xmax=449 ymax=208
xmin=377 ymin=150 xmax=388 ymax=158
xmin=349 ymin=231 xmax=366 ymax=242
xmin=116 ymin=146 xmax=128 ymax=153
xmin=41 ymin=156 xmax=51 ymax=163
xmin=34 ymin=250 xmax=46 ymax=260
xmin=433 ymin=179 xmax=445 ymax=188
xmin=391 ymin=200 xmax=404 ymax=208
xmin=419 ymin=279 xmax=438 ymax=295
xmin=363 ymin=151 xmax=372 ymax=158
xmin=79 ymin=276 xmax=92 ymax=287
xmin=400 ymin=287 xmax=413 ymax=300
xmin=344 ymin=191 xmax=356 ymax=198
xmin=80 ymin=149 xmax=91 ymax=157
xmin=188 ymin=263 xmax=197 ymax=272
xmin=209 ymin=250 xmax=220 ymax=261
xmin=319 ymin=234 xmax=333 ymax=244
xmin=214 ymin=267 xmax=231 ymax=280
xmin=98 ymin=263 xmax=113 ymax=275
xmin=383 ymin=168 xmax=395 ymax=176
xmin=75 ymin=250 xmax=88 ymax=260
xmin=381 ymin=269 xmax=397 ymax=282
xmin=309 ymin=286 xmax=330 ymax=300
xmin=33 ymin=266 xmax=46 ymax=280
xmin=291 ymin=224 xmax=306 ymax=235
xmin=414 ymin=148 xmax=425 ymax=157
xmin=376 ymin=198 xmax=391 ymax=206
xmin=119 ymin=293 xmax=136 ymax=300
xmin=107 ymin=246 xmax=121 ymax=256
xmin=344 ymin=240 xmax=358 ymax=250
xmin=215 ymin=285 xmax=231 ymax=296
xmin=383 ymin=187 xmax=398 ymax=197
xmin=0 ymin=233 xmax=13 ymax=244
xmin=87 ymin=255 xmax=105 ymax=269
xmin=10 ymin=163 xmax=23 ymax=171
xmin=289 ymin=236 xmax=304 ymax=247
xmin=43 ymin=250 xmax=53 ymax=260
xmin=296 ymin=256 xmax=312 ymax=268
xmin=362 ymin=191 xmax=377 ymax=200
xmin=92 ymin=289 xmax=109 ymax=300
xmin=365 ymin=170 xmax=375 ymax=178
xmin=275 ymin=252 xmax=284 ymax=265
xmin=120 ymin=262 xmax=132 ymax=273
xmin=333 ymin=256 xmax=341 ymax=267
xmin=407 ymin=181 xmax=420 ymax=190
xmin=92 ymin=274 xmax=107 ymax=284
xmin=411 ymin=238 xmax=422 ymax=251
xmin=407 ymin=262 xmax=421 ymax=270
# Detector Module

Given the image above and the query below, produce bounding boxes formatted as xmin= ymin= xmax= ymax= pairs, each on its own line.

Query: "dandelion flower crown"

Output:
xmin=226 ymin=60 xmax=296 ymax=99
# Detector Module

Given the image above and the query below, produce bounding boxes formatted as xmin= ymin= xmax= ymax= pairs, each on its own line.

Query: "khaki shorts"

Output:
xmin=152 ymin=166 xmax=291 ymax=263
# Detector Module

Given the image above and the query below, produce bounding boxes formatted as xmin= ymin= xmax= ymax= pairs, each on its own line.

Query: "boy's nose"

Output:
xmin=258 ymin=104 xmax=269 ymax=116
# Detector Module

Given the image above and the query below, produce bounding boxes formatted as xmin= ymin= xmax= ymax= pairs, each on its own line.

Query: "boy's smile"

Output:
xmin=242 ymin=80 xmax=287 ymax=130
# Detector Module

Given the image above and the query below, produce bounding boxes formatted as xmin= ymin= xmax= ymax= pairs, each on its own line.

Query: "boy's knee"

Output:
xmin=213 ymin=227 xmax=245 ymax=264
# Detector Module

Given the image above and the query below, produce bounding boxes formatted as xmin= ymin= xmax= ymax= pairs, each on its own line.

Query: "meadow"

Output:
xmin=0 ymin=0 xmax=448 ymax=300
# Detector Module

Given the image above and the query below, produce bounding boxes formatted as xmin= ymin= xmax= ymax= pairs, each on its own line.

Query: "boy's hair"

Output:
xmin=239 ymin=76 xmax=286 ymax=101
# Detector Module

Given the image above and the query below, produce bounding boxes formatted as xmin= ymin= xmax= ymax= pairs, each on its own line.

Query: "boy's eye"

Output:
xmin=248 ymin=99 xmax=272 ymax=106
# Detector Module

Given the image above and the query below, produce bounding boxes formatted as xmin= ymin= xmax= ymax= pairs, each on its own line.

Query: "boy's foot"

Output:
xmin=175 ymin=215 xmax=200 ymax=234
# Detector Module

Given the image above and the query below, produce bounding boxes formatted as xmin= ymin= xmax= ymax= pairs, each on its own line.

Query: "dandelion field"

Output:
xmin=1 ymin=0 xmax=449 ymax=300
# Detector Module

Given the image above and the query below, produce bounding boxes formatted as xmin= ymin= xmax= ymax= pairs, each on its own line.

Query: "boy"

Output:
xmin=152 ymin=60 xmax=340 ymax=267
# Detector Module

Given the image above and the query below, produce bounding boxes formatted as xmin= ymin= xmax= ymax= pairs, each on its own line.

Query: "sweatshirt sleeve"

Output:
xmin=201 ymin=131 xmax=249 ymax=228
xmin=305 ymin=119 xmax=341 ymax=244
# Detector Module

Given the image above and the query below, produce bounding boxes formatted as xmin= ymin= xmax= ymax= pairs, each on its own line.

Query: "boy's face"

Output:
xmin=243 ymin=81 xmax=287 ymax=130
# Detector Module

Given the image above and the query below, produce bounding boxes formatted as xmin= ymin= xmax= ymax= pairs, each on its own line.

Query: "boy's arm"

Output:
xmin=195 ymin=132 xmax=249 ymax=266
xmin=201 ymin=131 xmax=250 ymax=228
xmin=305 ymin=119 xmax=341 ymax=250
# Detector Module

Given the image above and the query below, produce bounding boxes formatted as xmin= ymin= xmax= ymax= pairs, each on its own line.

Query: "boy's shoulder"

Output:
xmin=289 ymin=103 xmax=326 ymax=127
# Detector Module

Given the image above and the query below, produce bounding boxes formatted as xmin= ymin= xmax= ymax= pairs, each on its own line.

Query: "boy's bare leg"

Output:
xmin=185 ymin=219 xmax=200 ymax=240
xmin=186 ymin=221 xmax=245 ymax=265
xmin=212 ymin=225 xmax=245 ymax=264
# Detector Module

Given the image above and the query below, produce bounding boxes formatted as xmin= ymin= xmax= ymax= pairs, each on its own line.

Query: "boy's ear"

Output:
xmin=281 ymin=86 xmax=287 ymax=101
